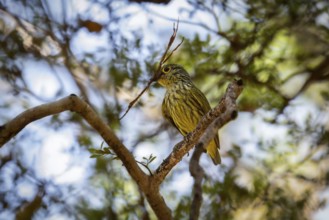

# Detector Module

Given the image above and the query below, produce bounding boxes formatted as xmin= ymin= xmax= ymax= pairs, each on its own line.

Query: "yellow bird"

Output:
xmin=158 ymin=64 xmax=221 ymax=165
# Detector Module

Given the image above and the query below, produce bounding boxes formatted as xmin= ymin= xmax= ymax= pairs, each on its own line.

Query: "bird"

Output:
xmin=158 ymin=64 xmax=221 ymax=165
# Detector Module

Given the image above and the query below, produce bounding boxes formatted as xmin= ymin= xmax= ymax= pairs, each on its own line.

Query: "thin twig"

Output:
xmin=136 ymin=160 xmax=154 ymax=176
xmin=119 ymin=81 xmax=153 ymax=120
xmin=119 ymin=19 xmax=184 ymax=120
xmin=162 ymin=37 xmax=184 ymax=64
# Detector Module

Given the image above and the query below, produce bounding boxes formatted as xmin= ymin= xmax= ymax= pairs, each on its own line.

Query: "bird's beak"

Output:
xmin=157 ymin=73 xmax=166 ymax=86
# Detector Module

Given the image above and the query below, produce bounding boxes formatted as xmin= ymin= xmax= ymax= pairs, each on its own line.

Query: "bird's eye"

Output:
xmin=162 ymin=66 xmax=171 ymax=73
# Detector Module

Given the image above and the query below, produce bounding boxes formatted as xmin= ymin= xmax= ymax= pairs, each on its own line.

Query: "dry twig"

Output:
xmin=119 ymin=20 xmax=184 ymax=120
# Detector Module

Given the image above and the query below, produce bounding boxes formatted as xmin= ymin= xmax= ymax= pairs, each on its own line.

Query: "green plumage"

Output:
xmin=158 ymin=64 xmax=221 ymax=165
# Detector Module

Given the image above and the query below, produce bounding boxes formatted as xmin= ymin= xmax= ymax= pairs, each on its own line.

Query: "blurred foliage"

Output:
xmin=0 ymin=0 xmax=329 ymax=219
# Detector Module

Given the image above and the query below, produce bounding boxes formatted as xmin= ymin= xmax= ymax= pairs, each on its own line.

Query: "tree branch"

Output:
xmin=0 ymin=94 xmax=172 ymax=219
xmin=0 ymin=95 xmax=144 ymax=181
xmin=189 ymin=145 xmax=204 ymax=220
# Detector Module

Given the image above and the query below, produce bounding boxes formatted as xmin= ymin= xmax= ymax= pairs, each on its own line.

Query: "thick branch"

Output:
xmin=0 ymin=94 xmax=172 ymax=219
xmin=0 ymin=95 xmax=145 ymax=182
xmin=189 ymin=146 xmax=204 ymax=220
xmin=153 ymin=79 xmax=243 ymax=185
xmin=144 ymin=184 xmax=172 ymax=220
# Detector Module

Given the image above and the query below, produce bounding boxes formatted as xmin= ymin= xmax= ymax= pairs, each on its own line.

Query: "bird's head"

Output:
xmin=157 ymin=64 xmax=192 ymax=88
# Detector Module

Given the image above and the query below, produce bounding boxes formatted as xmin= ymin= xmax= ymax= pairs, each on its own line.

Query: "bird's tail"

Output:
xmin=207 ymin=139 xmax=221 ymax=165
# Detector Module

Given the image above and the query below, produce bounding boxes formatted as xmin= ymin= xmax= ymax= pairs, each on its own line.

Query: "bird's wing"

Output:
xmin=162 ymin=98 xmax=180 ymax=131
xmin=190 ymin=87 xmax=211 ymax=115
xmin=191 ymin=87 xmax=220 ymax=150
